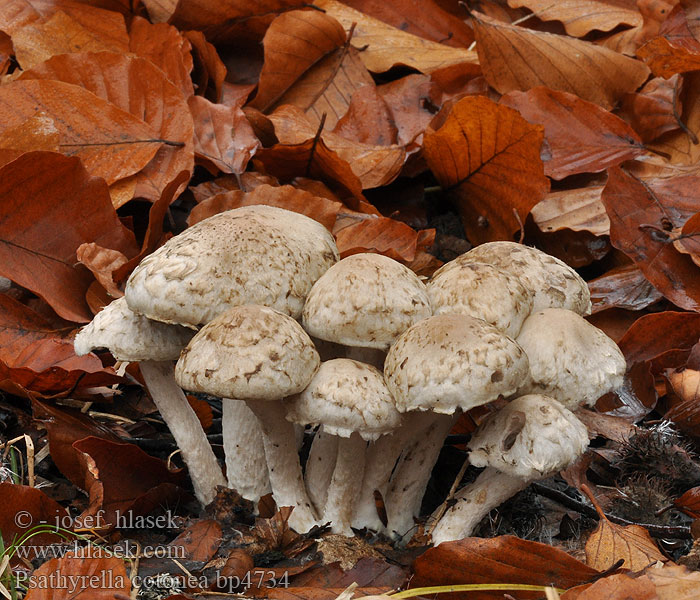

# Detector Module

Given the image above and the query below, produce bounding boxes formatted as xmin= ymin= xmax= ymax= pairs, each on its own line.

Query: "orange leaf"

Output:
xmin=185 ymin=29 xmax=227 ymax=102
xmin=501 ymin=87 xmax=644 ymax=180
xmin=423 ymin=95 xmax=549 ymax=244
xmin=473 ymin=12 xmax=650 ymax=110
xmin=169 ymin=519 xmax=222 ymax=562
xmin=674 ymin=485 xmax=700 ymax=518
xmin=620 ymin=75 xmax=685 ymax=143
xmin=0 ymin=152 xmax=138 ymax=322
xmin=562 ymin=573 xmax=656 ymax=600
xmin=333 ymin=85 xmax=398 ymax=146
xmin=334 ymin=217 xmax=426 ymax=263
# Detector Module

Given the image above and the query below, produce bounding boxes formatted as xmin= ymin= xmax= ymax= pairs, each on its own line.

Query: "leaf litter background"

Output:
xmin=0 ymin=0 xmax=699 ymax=598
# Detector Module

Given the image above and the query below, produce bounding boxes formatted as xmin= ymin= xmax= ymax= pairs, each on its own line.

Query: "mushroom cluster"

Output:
xmin=75 ymin=207 xmax=626 ymax=543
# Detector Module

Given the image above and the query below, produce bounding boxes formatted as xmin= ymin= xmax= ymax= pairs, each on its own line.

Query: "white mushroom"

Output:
xmin=431 ymin=394 xmax=589 ymax=545
xmin=74 ymin=297 xmax=225 ymax=505
xmin=175 ymin=305 xmax=321 ymax=532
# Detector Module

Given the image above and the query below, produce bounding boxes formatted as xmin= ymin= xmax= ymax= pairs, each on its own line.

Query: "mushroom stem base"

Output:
xmin=323 ymin=432 xmax=366 ymax=535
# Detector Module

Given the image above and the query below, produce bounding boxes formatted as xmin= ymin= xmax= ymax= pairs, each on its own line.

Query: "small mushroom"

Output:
xmin=431 ymin=394 xmax=589 ymax=545
xmin=74 ymin=297 xmax=225 ymax=505
xmin=175 ymin=305 xmax=321 ymax=532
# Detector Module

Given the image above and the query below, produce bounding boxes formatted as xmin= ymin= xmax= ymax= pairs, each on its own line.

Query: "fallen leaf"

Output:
xmin=270 ymin=105 xmax=405 ymax=189
xmin=0 ymin=113 xmax=60 ymax=169
xmin=188 ymin=184 xmax=341 ymax=231
xmin=333 ymin=86 xmax=398 ymax=146
xmin=24 ymin=553 xmax=131 ymax=599
xmin=289 ymin=556 xmax=407 ymax=589
xmin=506 ymin=0 xmax=642 ymax=37
xmin=562 ymin=573 xmax=656 ymax=600
xmin=531 ymin=187 xmax=609 ymax=237
xmin=620 ymin=75 xmax=685 ymax=143
xmin=76 ymin=244 xmax=128 ymax=297
xmin=11 ymin=9 xmax=128 ymax=70
xmin=674 ymin=486 xmax=700 ymax=518
xmin=501 ymin=87 xmax=644 ymax=180
xmin=0 ymin=80 xmax=162 ymax=186
xmin=185 ymin=30 xmax=227 ymax=102
xmin=411 ymin=536 xmax=600 ymax=600
xmin=675 ymin=212 xmax=700 ymax=265
xmin=423 ymin=95 xmax=549 ymax=244
xmin=473 ymin=12 xmax=650 ymax=110
xmin=601 ymin=0 xmax=678 ymax=56
xmin=20 ymin=51 xmax=194 ymax=203
xmin=588 ymin=264 xmax=663 ymax=313
xmin=169 ymin=519 xmax=222 ymax=561
xmin=643 ymin=562 xmax=700 ymax=600
xmin=0 ymin=152 xmax=139 ymax=322
xmin=315 ymin=0 xmax=478 ymax=74
xmin=601 ymin=167 xmax=700 ymax=311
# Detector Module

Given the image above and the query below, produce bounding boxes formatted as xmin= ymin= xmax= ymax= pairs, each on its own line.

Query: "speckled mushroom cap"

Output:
xmin=468 ymin=394 xmax=589 ymax=479
xmin=175 ymin=305 xmax=320 ymax=400
xmin=302 ymin=253 xmax=432 ymax=350
xmin=74 ymin=297 xmax=194 ymax=362
xmin=458 ymin=242 xmax=591 ymax=315
xmin=125 ymin=205 xmax=339 ymax=327
xmin=384 ymin=314 xmax=530 ymax=414
xmin=427 ymin=262 xmax=533 ymax=338
xmin=516 ymin=308 xmax=626 ymax=410
xmin=286 ymin=358 xmax=401 ymax=441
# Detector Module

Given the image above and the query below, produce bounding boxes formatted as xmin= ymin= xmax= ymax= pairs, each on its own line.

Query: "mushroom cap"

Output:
xmin=516 ymin=308 xmax=626 ymax=410
xmin=286 ymin=358 xmax=401 ymax=440
xmin=302 ymin=253 xmax=432 ymax=350
xmin=459 ymin=241 xmax=591 ymax=315
xmin=175 ymin=305 xmax=320 ymax=400
xmin=74 ymin=297 xmax=194 ymax=362
xmin=384 ymin=314 xmax=530 ymax=414
xmin=125 ymin=205 xmax=339 ymax=327
xmin=468 ymin=394 xmax=589 ymax=479
xmin=427 ymin=261 xmax=533 ymax=338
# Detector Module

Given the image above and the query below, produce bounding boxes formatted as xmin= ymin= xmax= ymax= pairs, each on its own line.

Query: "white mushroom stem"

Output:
xmin=352 ymin=412 xmax=432 ymax=531
xmin=384 ymin=413 xmax=458 ymax=542
xmin=305 ymin=426 xmax=338 ymax=514
xmin=430 ymin=468 xmax=529 ymax=545
xmin=322 ymin=432 xmax=367 ymax=535
xmin=222 ymin=399 xmax=270 ymax=504
xmin=139 ymin=360 xmax=227 ymax=505
xmin=245 ymin=399 xmax=319 ymax=532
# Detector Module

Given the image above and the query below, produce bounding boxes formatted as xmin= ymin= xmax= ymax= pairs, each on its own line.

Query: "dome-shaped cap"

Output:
xmin=516 ymin=308 xmax=626 ymax=410
xmin=459 ymin=242 xmax=591 ymax=315
xmin=74 ymin=297 xmax=194 ymax=362
xmin=427 ymin=261 xmax=533 ymax=338
xmin=175 ymin=305 xmax=320 ymax=400
xmin=384 ymin=314 xmax=530 ymax=414
xmin=302 ymin=253 xmax=432 ymax=350
xmin=126 ymin=205 xmax=339 ymax=327
xmin=286 ymin=358 xmax=401 ymax=440
xmin=468 ymin=394 xmax=589 ymax=479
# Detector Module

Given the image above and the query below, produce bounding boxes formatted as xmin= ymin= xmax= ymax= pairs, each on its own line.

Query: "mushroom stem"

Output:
xmin=384 ymin=412 xmax=458 ymax=542
xmin=323 ymin=432 xmax=367 ymax=535
xmin=222 ymin=399 xmax=270 ymax=504
xmin=139 ymin=360 xmax=226 ymax=505
xmin=245 ymin=399 xmax=319 ymax=532
xmin=430 ymin=468 xmax=528 ymax=545
xmin=305 ymin=425 xmax=338 ymax=514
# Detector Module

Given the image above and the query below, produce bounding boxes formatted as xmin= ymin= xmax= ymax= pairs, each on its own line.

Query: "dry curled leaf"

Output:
xmin=531 ymin=187 xmax=609 ymax=237
xmin=588 ymin=264 xmax=663 ymax=313
xmin=643 ymin=563 xmax=700 ymax=600
xmin=423 ymin=95 xmax=549 ymax=244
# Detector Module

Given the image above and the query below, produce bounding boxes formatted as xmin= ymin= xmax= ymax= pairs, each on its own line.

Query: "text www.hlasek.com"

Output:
xmin=14 ymin=540 xmax=185 ymax=561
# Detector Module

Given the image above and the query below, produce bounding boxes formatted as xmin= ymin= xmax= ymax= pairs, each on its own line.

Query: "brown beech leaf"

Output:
xmin=189 ymin=95 xmax=260 ymax=175
xmin=189 ymin=184 xmax=341 ymax=231
xmin=76 ymin=243 xmax=128 ymax=297
xmin=0 ymin=152 xmax=138 ymax=322
xmin=562 ymin=573 xmax=657 ymax=600
xmin=20 ymin=52 xmax=194 ymax=203
xmin=11 ymin=9 xmax=129 ymax=70
xmin=584 ymin=487 xmax=666 ymax=570
xmin=602 ymin=167 xmax=700 ymax=311
xmin=254 ymin=139 xmax=364 ymax=208
xmin=0 ymin=80 xmax=162 ymax=186
xmin=531 ymin=187 xmax=609 ymax=237
xmin=674 ymin=486 xmax=700 ymax=518
xmin=644 ymin=563 xmax=700 ymax=600
xmin=600 ymin=0 xmax=678 ymax=56
xmin=24 ymin=553 xmax=130 ymax=599
xmin=620 ymin=74 xmax=684 ymax=143
xmin=333 ymin=85 xmax=398 ymax=146
xmin=588 ymin=264 xmax=663 ymax=313
xmin=168 ymin=0 xmax=308 ymax=44
xmin=506 ymin=0 xmax=642 ymax=37
xmin=169 ymin=519 xmax=222 ymax=562
xmin=185 ymin=30 xmax=227 ymax=102
xmin=423 ymin=95 xmax=549 ymax=245
xmin=334 ymin=216 xmax=430 ymax=263
xmin=270 ymin=105 xmax=405 ymax=189
xmin=315 ymin=0 xmax=478 ymax=74
xmin=0 ymin=113 xmax=60 ymax=169
xmin=411 ymin=536 xmax=600 ymax=600
xmin=73 ymin=436 xmax=189 ymax=528
xmin=129 ymin=16 xmax=195 ymax=98
xmin=473 ymin=12 xmax=650 ymax=110
xmin=501 ymin=87 xmax=644 ymax=180
xmin=676 ymin=211 xmax=700 ymax=265
xmin=637 ymin=5 xmax=700 ymax=77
